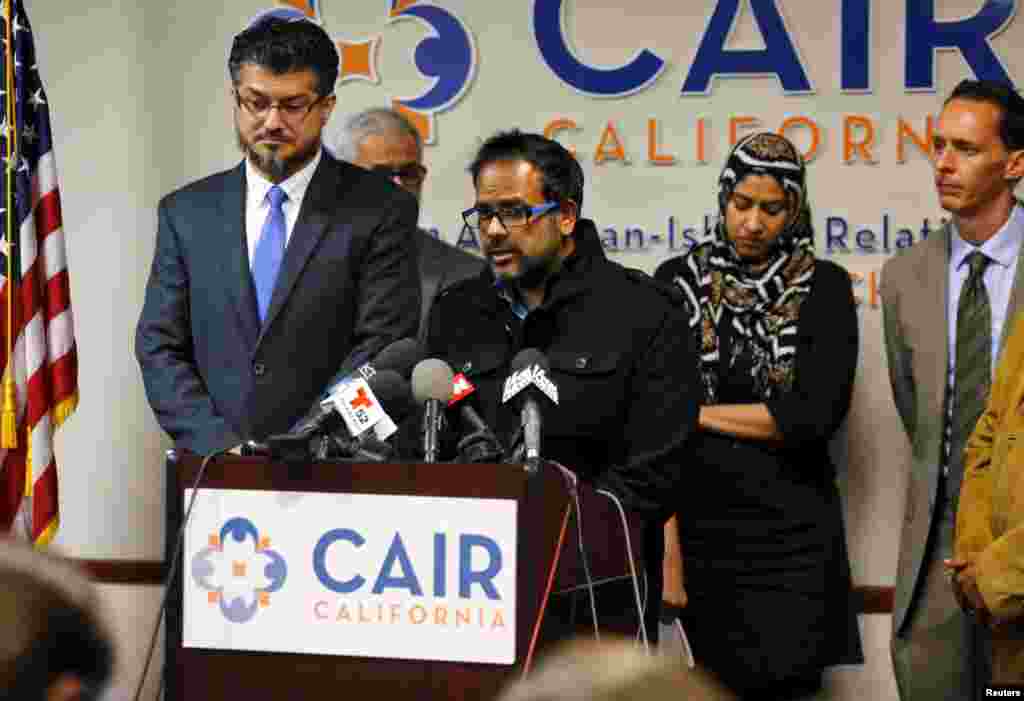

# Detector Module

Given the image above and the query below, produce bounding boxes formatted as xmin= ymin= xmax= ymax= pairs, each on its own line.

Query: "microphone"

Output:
xmin=322 ymin=370 xmax=414 ymax=462
xmin=502 ymin=348 xmax=559 ymax=474
xmin=449 ymin=372 xmax=504 ymax=463
xmin=289 ymin=337 xmax=424 ymax=438
xmin=411 ymin=358 xmax=455 ymax=463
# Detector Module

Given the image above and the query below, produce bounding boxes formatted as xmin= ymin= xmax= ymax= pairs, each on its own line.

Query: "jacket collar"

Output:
xmin=469 ymin=218 xmax=607 ymax=316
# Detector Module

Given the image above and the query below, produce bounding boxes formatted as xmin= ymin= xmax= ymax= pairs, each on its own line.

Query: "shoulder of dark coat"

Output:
xmin=162 ymin=164 xmax=240 ymax=207
xmin=435 ymin=267 xmax=491 ymax=301
xmin=652 ymin=254 xmax=687 ymax=283
xmin=813 ymin=259 xmax=851 ymax=287
xmin=619 ymin=266 xmax=688 ymax=308
xmin=417 ymin=230 xmax=485 ymax=267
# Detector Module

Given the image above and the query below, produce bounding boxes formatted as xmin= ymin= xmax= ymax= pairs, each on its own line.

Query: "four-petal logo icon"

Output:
xmin=191 ymin=517 xmax=288 ymax=624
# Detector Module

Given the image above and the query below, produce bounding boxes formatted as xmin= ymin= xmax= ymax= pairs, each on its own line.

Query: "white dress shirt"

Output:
xmin=244 ymin=148 xmax=322 ymax=271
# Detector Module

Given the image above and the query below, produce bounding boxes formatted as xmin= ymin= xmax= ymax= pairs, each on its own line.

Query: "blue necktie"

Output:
xmin=253 ymin=185 xmax=287 ymax=323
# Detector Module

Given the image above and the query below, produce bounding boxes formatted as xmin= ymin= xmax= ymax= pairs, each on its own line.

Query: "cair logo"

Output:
xmin=191 ymin=517 xmax=288 ymax=624
xmin=281 ymin=0 xmax=477 ymax=145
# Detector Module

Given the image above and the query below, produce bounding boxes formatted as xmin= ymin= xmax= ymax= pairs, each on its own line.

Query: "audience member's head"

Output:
xmin=497 ymin=637 xmax=735 ymax=701
xmin=336 ymin=108 xmax=428 ymax=199
xmin=0 ymin=539 xmax=113 ymax=701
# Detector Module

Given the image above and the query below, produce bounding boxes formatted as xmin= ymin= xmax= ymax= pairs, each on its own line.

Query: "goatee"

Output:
xmin=235 ymin=125 xmax=316 ymax=183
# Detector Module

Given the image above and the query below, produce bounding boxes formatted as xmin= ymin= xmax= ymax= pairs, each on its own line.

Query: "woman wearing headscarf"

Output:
xmin=654 ymin=132 xmax=863 ymax=699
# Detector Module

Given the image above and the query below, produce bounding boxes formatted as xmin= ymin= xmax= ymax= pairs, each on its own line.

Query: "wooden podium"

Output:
xmin=163 ymin=452 xmax=647 ymax=700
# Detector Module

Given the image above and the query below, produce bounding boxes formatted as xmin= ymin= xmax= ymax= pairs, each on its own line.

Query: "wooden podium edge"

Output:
xmin=70 ymin=559 xmax=895 ymax=614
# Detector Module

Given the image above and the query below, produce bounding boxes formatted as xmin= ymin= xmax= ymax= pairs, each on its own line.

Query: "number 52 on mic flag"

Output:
xmin=330 ymin=378 xmax=396 ymax=440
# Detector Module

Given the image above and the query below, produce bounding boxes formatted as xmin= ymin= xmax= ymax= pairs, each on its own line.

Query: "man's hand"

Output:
xmin=945 ymin=557 xmax=991 ymax=627
xmin=662 ymin=520 xmax=688 ymax=610
xmin=662 ymin=560 xmax=688 ymax=609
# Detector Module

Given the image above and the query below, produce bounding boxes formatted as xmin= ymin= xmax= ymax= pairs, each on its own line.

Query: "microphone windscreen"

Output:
xmin=411 ymin=359 xmax=456 ymax=403
xmin=367 ymin=370 xmax=415 ymax=422
xmin=509 ymin=347 xmax=549 ymax=374
xmin=373 ymin=338 xmax=425 ymax=378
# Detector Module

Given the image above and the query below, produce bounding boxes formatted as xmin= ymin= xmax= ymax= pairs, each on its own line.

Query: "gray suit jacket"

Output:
xmin=882 ymin=218 xmax=1024 ymax=634
xmin=414 ymin=229 xmax=484 ymax=341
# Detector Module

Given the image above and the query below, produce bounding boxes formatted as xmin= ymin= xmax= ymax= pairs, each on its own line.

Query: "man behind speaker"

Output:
xmin=136 ymin=14 xmax=420 ymax=456
xmin=0 ymin=539 xmax=113 ymax=701
xmin=334 ymin=107 xmax=484 ymax=341
xmin=883 ymin=79 xmax=1024 ymax=699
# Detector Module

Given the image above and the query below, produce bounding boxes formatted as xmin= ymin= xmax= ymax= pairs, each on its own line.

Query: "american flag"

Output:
xmin=0 ymin=0 xmax=76 ymax=544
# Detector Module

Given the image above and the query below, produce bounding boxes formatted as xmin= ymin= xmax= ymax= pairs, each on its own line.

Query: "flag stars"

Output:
xmin=21 ymin=123 xmax=35 ymax=144
xmin=17 ymin=156 xmax=27 ymax=173
xmin=28 ymin=88 xmax=43 ymax=109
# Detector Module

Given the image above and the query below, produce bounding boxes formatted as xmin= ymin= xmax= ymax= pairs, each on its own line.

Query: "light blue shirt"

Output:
xmin=943 ymin=204 xmax=1024 ymax=473
xmin=947 ymin=204 xmax=1024 ymax=382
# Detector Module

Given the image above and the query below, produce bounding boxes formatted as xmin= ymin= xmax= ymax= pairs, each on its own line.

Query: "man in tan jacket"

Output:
xmin=954 ymin=309 xmax=1024 ymax=684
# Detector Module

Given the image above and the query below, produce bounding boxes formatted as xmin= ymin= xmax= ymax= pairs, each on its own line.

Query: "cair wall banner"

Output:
xmin=183 ymin=489 xmax=518 ymax=664
xmin=289 ymin=0 xmax=1021 ymax=587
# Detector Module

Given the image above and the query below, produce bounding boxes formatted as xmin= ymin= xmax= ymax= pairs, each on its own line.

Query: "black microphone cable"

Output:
xmin=132 ymin=447 xmax=226 ymax=701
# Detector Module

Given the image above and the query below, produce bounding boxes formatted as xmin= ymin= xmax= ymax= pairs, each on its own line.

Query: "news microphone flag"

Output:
xmin=329 ymin=377 xmax=397 ymax=441
xmin=449 ymin=372 xmax=475 ymax=406
xmin=0 ymin=0 xmax=76 ymax=545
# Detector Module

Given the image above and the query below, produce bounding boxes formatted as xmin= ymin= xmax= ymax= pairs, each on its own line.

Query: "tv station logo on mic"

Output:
xmin=502 ymin=365 xmax=559 ymax=404
xmin=449 ymin=372 xmax=476 ymax=405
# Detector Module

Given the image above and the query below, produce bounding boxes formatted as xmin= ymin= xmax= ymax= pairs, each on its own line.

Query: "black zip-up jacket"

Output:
xmin=426 ymin=219 xmax=700 ymax=516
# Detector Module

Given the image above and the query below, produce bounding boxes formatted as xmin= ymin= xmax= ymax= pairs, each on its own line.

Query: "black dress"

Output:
xmin=656 ymin=259 xmax=864 ymax=700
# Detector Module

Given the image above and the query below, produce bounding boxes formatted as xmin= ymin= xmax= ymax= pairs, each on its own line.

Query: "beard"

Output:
xmin=236 ymin=123 xmax=318 ymax=182
xmin=489 ymin=249 xmax=561 ymax=292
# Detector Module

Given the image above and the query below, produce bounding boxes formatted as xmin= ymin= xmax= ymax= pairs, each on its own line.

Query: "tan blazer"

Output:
xmin=956 ymin=311 xmax=1024 ymax=683
xmin=881 ymin=220 xmax=1024 ymax=635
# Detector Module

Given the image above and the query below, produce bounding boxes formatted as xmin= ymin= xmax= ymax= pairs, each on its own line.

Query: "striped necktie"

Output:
xmin=253 ymin=185 xmax=287 ymax=324
xmin=948 ymin=250 xmax=992 ymax=507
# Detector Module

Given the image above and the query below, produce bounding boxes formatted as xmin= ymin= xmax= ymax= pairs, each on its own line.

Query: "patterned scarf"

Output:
xmin=672 ymin=132 xmax=816 ymax=403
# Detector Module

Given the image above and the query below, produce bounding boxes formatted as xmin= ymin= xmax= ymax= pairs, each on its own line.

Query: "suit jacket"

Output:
xmin=135 ymin=151 xmax=420 ymax=456
xmin=956 ymin=311 xmax=1024 ymax=683
xmin=414 ymin=229 xmax=484 ymax=342
xmin=882 ymin=219 xmax=1024 ymax=635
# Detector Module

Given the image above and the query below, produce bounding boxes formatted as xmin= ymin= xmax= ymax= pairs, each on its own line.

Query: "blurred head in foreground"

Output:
xmin=496 ymin=637 xmax=735 ymax=701
xmin=0 ymin=539 xmax=113 ymax=701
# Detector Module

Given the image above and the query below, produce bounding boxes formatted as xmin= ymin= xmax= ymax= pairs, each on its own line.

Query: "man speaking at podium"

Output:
xmin=135 ymin=12 xmax=419 ymax=456
xmin=425 ymin=131 xmax=700 ymax=637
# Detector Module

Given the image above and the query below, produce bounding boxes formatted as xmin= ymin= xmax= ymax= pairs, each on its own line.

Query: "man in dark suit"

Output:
xmin=135 ymin=14 xmax=420 ymax=457
xmin=334 ymin=107 xmax=483 ymax=340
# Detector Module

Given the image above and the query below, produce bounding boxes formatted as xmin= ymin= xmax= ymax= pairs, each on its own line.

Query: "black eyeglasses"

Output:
xmin=462 ymin=202 xmax=559 ymax=233
xmin=234 ymin=89 xmax=327 ymax=124
xmin=369 ymin=163 xmax=427 ymax=187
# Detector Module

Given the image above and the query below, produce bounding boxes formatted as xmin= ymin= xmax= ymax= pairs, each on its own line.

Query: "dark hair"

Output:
xmin=946 ymin=79 xmax=1024 ymax=150
xmin=229 ymin=17 xmax=339 ymax=98
xmin=469 ymin=130 xmax=584 ymax=215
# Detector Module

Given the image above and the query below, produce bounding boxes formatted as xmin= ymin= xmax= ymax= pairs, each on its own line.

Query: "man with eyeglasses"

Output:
xmin=335 ymin=107 xmax=483 ymax=340
xmin=425 ymin=130 xmax=700 ymax=643
xmin=136 ymin=11 xmax=419 ymax=457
